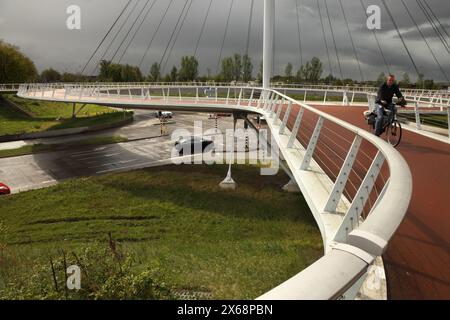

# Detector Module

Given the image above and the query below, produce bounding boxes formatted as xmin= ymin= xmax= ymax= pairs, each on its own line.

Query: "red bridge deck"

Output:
xmin=315 ymin=105 xmax=450 ymax=300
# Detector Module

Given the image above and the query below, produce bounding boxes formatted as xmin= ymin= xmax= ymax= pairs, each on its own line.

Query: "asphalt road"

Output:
xmin=0 ymin=111 xmax=253 ymax=193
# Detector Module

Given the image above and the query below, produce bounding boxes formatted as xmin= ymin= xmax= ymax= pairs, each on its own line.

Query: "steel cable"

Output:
xmin=81 ymin=0 xmax=133 ymax=75
xmin=139 ymin=0 xmax=175 ymax=70
xmin=118 ymin=0 xmax=158 ymax=64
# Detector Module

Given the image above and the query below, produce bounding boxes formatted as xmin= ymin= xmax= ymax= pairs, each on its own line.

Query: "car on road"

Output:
xmin=156 ymin=111 xmax=173 ymax=119
xmin=253 ymin=115 xmax=266 ymax=122
xmin=0 ymin=183 xmax=11 ymax=196
xmin=175 ymin=136 xmax=214 ymax=156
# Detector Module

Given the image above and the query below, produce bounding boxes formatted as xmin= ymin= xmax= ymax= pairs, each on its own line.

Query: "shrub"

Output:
xmin=0 ymin=237 xmax=173 ymax=300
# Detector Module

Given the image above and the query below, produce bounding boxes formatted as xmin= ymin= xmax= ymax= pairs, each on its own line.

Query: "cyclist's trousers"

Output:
xmin=374 ymin=103 xmax=396 ymax=136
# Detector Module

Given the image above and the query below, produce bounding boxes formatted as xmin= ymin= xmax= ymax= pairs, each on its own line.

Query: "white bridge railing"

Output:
xmin=0 ymin=83 xmax=22 ymax=92
xmin=18 ymin=83 xmax=413 ymax=300
xmin=16 ymin=82 xmax=450 ymax=142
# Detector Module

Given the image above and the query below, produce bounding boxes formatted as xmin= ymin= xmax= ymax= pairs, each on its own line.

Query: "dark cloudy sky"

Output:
xmin=0 ymin=0 xmax=449 ymax=81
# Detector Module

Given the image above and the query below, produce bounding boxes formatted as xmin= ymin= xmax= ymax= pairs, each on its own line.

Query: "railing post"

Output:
xmin=323 ymin=91 xmax=328 ymax=103
xmin=303 ymin=90 xmax=307 ymax=103
xmin=414 ymin=101 xmax=422 ymax=130
xmin=324 ymin=136 xmax=363 ymax=213
xmin=287 ymin=107 xmax=304 ymax=148
xmin=300 ymin=116 xmax=324 ymax=170
xmin=226 ymin=88 xmax=230 ymax=105
xmin=447 ymin=106 xmax=450 ymax=141
xmin=248 ymin=89 xmax=254 ymax=107
xmin=279 ymin=100 xmax=292 ymax=134
xmin=237 ymin=88 xmax=243 ymax=106
xmin=269 ymin=94 xmax=277 ymax=114
xmin=333 ymin=151 xmax=385 ymax=243
xmin=275 ymin=97 xmax=284 ymax=120
xmin=179 ymin=88 xmax=182 ymax=101
xmin=256 ymin=90 xmax=264 ymax=108
xmin=263 ymin=91 xmax=271 ymax=110
xmin=196 ymin=87 xmax=199 ymax=103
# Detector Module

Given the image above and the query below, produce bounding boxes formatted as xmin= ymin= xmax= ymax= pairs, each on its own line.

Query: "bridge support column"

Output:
xmin=71 ymin=103 xmax=76 ymax=119
xmin=282 ymin=179 xmax=300 ymax=193
xmin=220 ymin=116 xmax=238 ymax=190
xmin=447 ymin=106 xmax=450 ymax=141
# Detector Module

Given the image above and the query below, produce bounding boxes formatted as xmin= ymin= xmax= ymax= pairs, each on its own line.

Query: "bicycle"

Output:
xmin=364 ymin=100 xmax=405 ymax=148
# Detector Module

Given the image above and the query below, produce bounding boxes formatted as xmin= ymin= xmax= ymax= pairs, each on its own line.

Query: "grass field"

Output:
xmin=0 ymin=136 xmax=128 ymax=158
xmin=0 ymin=164 xmax=323 ymax=300
xmin=398 ymin=113 xmax=449 ymax=129
xmin=0 ymin=95 xmax=131 ymax=136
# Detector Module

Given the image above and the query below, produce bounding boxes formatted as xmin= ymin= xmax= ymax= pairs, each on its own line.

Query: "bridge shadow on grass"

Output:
xmin=96 ymin=164 xmax=316 ymax=224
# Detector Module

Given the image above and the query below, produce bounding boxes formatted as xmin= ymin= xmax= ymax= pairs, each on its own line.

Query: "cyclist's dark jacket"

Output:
xmin=375 ymin=83 xmax=403 ymax=105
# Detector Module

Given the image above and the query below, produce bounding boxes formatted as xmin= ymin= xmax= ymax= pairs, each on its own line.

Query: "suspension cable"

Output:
xmin=380 ymin=0 xmax=421 ymax=78
xmin=245 ymin=0 xmax=255 ymax=58
xmin=216 ymin=0 xmax=234 ymax=74
xmin=401 ymin=0 xmax=449 ymax=82
xmin=81 ymin=0 xmax=133 ymax=75
xmin=159 ymin=0 xmax=190 ymax=71
xmin=91 ymin=0 xmax=140 ymax=75
xmin=138 ymin=0 xmax=175 ymax=70
xmin=338 ymin=0 xmax=364 ymax=82
xmin=118 ymin=0 xmax=158 ymax=64
xmin=110 ymin=0 xmax=151 ymax=63
xmin=323 ymin=0 xmax=343 ymax=79
xmin=316 ymin=0 xmax=333 ymax=76
xmin=161 ymin=0 xmax=194 ymax=73
xmin=359 ymin=0 xmax=390 ymax=75
xmin=421 ymin=1 xmax=450 ymax=40
xmin=193 ymin=0 xmax=213 ymax=57
xmin=295 ymin=0 xmax=303 ymax=68
xmin=416 ymin=0 xmax=450 ymax=54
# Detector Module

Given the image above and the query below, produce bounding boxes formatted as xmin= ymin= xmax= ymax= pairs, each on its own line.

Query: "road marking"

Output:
xmin=75 ymin=152 xmax=122 ymax=161
xmin=89 ymin=159 xmax=137 ymax=169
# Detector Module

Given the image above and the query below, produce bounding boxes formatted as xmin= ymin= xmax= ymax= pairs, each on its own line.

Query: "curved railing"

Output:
xmin=0 ymin=83 xmax=22 ymax=92
xmin=17 ymin=83 xmax=413 ymax=300
xmin=5 ymin=81 xmax=450 ymax=99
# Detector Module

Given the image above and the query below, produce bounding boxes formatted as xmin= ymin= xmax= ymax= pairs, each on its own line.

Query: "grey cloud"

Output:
xmin=0 ymin=0 xmax=449 ymax=82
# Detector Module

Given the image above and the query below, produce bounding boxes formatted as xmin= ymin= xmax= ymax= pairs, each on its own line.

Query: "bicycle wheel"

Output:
xmin=386 ymin=120 xmax=402 ymax=147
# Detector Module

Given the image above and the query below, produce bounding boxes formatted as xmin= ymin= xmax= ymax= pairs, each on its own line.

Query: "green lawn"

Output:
xmin=398 ymin=113 xmax=448 ymax=129
xmin=0 ymin=136 xmax=128 ymax=159
xmin=0 ymin=95 xmax=131 ymax=136
xmin=0 ymin=164 xmax=323 ymax=300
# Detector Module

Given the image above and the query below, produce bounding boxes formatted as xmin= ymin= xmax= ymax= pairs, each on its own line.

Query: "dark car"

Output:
xmin=175 ymin=136 xmax=214 ymax=156
xmin=0 ymin=183 xmax=11 ymax=196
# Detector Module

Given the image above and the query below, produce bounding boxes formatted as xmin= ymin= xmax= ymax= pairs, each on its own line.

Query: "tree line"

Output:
xmin=0 ymin=40 xmax=445 ymax=89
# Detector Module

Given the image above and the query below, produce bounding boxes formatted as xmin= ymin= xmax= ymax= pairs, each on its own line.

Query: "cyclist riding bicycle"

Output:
xmin=374 ymin=74 xmax=406 ymax=136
